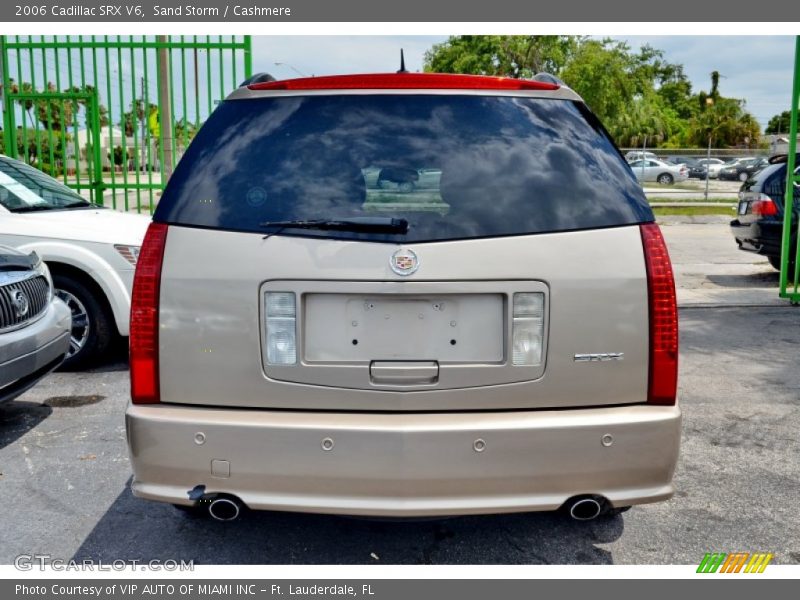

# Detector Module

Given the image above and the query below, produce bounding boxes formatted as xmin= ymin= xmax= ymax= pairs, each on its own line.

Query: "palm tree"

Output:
xmin=613 ymin=96 xmax=672 ymax=148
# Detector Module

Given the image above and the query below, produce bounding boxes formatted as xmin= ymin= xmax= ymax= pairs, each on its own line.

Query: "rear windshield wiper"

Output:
xmin=260 ymin=217 xmax=409 ymax=234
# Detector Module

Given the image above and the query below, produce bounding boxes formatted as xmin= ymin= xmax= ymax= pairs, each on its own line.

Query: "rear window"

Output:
xmin=155 ymin=94 xmax=652 ymax=242
xmin=751 ymin=163 xmax=800 ymax=208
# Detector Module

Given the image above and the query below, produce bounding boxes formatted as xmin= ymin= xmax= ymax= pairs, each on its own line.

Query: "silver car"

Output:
xmin=629 ymin=158 xmax=689 ymax=185
xmin=0 ymin=245 xmax=71 ymax=404
xmin=126 ymin=73 xmax=681 ymax=522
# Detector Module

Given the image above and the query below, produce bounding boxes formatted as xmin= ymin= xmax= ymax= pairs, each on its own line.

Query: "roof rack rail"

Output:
xmin=239 ymin=73 xmax=277 ymax=87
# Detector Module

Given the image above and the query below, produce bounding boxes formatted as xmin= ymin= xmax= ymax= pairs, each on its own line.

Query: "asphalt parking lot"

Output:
xmin=1 ymin=221 xmax=799 ymax=565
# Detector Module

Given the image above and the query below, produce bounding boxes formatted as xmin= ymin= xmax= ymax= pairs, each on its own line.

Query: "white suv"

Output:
xmin=0 ymin=155 xmax=150 ymax=369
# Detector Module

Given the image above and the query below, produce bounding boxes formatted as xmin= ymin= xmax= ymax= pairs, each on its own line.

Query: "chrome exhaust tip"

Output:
xmin=568 ymin=497 xmax=603 ymax=521
xmin=208 ymin=497 xmax=242 ymax=521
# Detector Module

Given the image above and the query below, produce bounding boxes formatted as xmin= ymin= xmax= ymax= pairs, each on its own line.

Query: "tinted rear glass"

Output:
xmin=155 ymin=95 xmax=652 ymax=242
xmin=748 ymin=163 xmax=800 ymax=209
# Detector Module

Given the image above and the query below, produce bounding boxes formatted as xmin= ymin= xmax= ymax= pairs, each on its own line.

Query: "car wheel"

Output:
xmin=657 ymin=173 xmax=674 ymax=185
xmin=377 ymin=179 xmax=391 ymax=190
xmin=398 ymin=181 xmax=415 ymax=193
xmin=739 ymin=172 xmax=749 ymax=182
xmin=53 ymin=274 xmax=114 ymax=371
xmin=768 ymin=255 xmax=797 ymax=279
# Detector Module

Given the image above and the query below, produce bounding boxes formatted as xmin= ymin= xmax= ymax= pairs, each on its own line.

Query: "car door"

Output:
xmin=629 ymin=160 xmax=646 ymax=181
xmin=643 ymin=160 xmax=661 ymax=182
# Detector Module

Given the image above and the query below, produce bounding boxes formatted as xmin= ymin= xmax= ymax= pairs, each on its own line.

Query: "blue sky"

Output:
xmin=253 ymin=35 xmax=796 ymax=130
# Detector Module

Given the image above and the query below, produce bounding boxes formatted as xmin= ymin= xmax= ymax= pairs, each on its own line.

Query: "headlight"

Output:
xmin=114 ymin=245 xmax=141 ymax=266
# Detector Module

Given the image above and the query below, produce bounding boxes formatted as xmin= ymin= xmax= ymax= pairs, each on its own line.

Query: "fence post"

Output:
xmin=244 ymin=35 xmax=253 ymax=79
xmin=0 ymin=35 xmax=13 ymax=156
xmin=779 ymin=35 xmax=800 ymax=303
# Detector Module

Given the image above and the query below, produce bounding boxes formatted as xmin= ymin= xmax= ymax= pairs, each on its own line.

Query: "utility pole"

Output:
xmin=705 ymin=135 xmax=712 ymax=202
xmin=704 ymin=96 xmax=715 ymax=202
xmin=157 ymin=35 xmax=174 ymax=181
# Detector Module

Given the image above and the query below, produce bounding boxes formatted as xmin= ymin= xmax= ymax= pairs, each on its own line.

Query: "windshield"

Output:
xmin=0 ymin=158 xmax=92 ymax=212
xmin=156 ymin=95 xmax=652 ymax=243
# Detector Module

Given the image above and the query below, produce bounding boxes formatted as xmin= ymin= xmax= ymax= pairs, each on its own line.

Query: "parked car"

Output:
xmin=628 ymin=158 xmax=689 ymax=184
xmin=0 ymin=245 xmax=71 ymax=404
xmin=126 ymin=72 xmax=680 ymax=522
xmin=689 ymin=157 xmax=726 ymax=179
xmin=663 ymin=156 xmax=698 ymax=169
xmin=625 ymin=150 xmax=658 ymax=163
xmin=730 ymin=154 xmax=799 ymax=276
xmin=0 ymin=155 xmax=150 ymax=369
xmin=718 ymin=157 xmax=769 ymax=182
xmin=688 ymin=163 xmax=708 ymax=179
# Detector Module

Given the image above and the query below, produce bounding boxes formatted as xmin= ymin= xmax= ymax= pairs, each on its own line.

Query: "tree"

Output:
xmin=121 ymin=98 xmax=158 ymax=137
xmin=424 ymin=35 xmax=580 ymax=79
xmin=422 ymin=36 xmax=759 ymax=149
xmin=559 ymin=39 xmax=638 ymax=127
xmin=765 ymin=110 xmax=792 ymax=135
xmin=174 ymin=117 xmax=199 ymax=149
xmin=614 ymin=95 xmax=676 ymax=148
xmin=8 ymin=80 xmax=110 ymax=134
xmin=688 ymin=72 xmax=761 ymax=148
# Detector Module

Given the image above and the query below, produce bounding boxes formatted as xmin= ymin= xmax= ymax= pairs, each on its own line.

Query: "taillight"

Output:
xmin=130 ymin=222 xmax=168 ymax=404
xmin=752 ymin=195 xmax=779 ymax=217
xmin=640 ymin=223 xmax=678 ymax=405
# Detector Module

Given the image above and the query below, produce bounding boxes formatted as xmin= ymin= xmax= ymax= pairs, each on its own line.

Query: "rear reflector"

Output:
xmin=640 ymin=223 xmax=678 ymax=405
xmin=248 ymin=73 xmax=560 ymax=92
xmin=130 ymin=222 xmax=168 ymax=404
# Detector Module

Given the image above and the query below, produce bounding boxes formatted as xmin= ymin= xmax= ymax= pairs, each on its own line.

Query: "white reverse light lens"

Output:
xmin=512 ymin=293 xmax=544 ymax=366
xmin=513 ymin=292 xmax=543 ymax=318
xmin=266 ymin=292 xmax=296 ymax=317
xmin=265 ymin=292 xmax=296 ymax=365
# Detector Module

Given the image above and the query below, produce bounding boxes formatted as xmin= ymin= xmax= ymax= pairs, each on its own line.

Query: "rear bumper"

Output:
xmin=730 ymin=218 xmax=788 ymax=257
xmin=0 ymin=299 xmax=71 ymax=403
xmin=126 ymin=403 xmax=681 ymax=517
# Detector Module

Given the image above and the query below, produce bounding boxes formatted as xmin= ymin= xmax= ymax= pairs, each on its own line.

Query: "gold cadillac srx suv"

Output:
xmin=125 ymin=72 xmax=680 ymax=522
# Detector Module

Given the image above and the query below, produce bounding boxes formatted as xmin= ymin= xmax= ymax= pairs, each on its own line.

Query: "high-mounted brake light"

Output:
xmin=130 ymin=222 xmax=168 ymax=404
xmin=248 ymin=73 xmax=560 ymax=92
xmin=640 ymin=223 xmax=678 ymax=406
